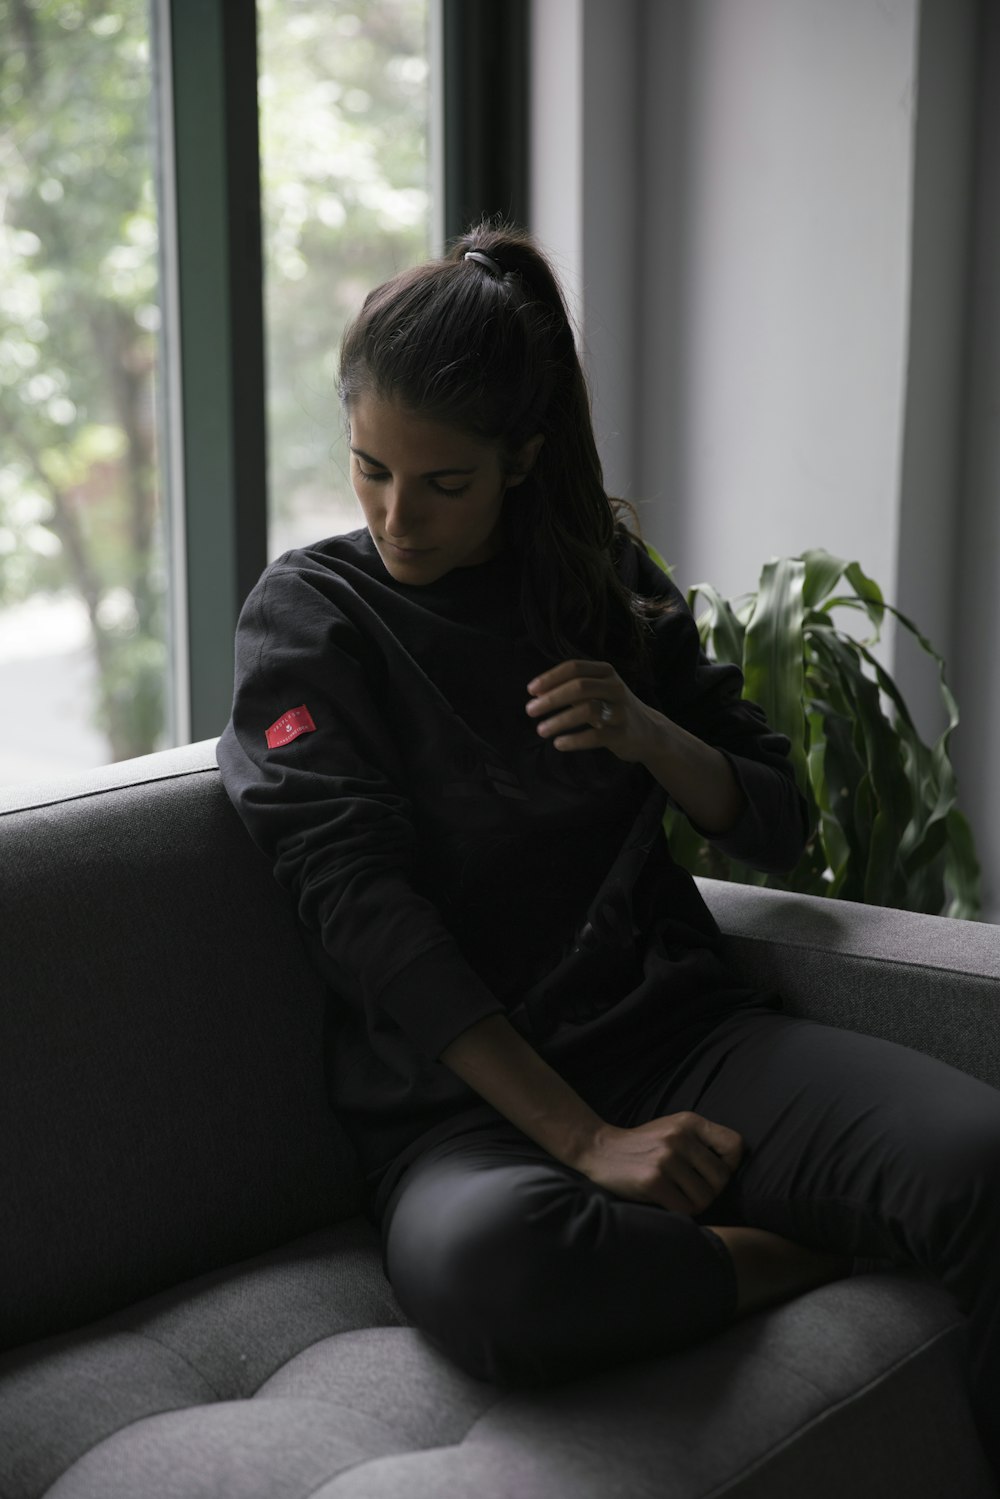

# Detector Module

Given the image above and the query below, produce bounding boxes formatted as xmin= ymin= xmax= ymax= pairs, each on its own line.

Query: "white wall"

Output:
xmin=530 ymin=0 xmax=640 ymax=501
xmin=529 ymin=0 xmax=584 ymax=329
xmin=636 ymin=0 xmax=919 ymax=603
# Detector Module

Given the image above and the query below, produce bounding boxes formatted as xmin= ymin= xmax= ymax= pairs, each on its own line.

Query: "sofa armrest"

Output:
xmin=697 ymin=878 xmax=1000 ymax=1092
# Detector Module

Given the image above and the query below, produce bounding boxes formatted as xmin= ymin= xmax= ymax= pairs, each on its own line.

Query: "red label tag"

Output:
xmin=265 ymin=704 xmax=316 ymax=749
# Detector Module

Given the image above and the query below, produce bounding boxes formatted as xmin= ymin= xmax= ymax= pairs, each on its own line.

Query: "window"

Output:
xmin=0 ymin=0 xmax=524 ymax=783
xmin=0 ymin=0 xmax=169 ymax=782
xmin=258 ymin=0 xmax=433 ymax=557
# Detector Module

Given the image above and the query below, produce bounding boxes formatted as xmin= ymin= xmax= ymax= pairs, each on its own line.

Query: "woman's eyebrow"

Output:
xmin=350 ymin=446 xmax=389 ymax=468
xmin=350 ymin=445 xmax=478 ymax=479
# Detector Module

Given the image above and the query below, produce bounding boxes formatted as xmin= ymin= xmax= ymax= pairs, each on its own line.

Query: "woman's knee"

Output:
xmin=895 ymin=1092 xmax=1000 ymax=1271
xmin=384 ymin=1159 xmax=588 ymax=1384
xmin=912 ymin=1091 xmax=1000 ymax=1193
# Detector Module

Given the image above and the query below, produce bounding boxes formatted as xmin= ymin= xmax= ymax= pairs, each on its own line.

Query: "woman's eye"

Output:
xmin=355 ymin=465 xmax=468 ymax=497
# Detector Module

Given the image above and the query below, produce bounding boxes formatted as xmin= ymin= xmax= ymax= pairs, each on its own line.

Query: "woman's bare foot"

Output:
xmin=708 ymin=1225 xmax=852 ymax=1315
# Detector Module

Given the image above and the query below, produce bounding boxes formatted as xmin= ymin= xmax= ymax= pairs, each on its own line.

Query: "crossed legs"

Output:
xmin=382 ymin=1013 xmax=1000 ymax=1466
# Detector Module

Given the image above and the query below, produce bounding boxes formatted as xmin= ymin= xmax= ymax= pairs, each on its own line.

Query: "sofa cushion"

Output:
xmin=4 ymin=1255 xmax=993 ymax=1499
xmin=0 ymin=1218 xmax=406 ymax=1499
xmin=0 ymin=753 xmax=361 ymax=1351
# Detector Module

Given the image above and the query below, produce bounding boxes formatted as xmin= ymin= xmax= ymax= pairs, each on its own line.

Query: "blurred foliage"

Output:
xmin=0 ymin=0 xmax=163 ymax=760
xmin=0 ymin=0 xmax=430 ymax=763
xmin=257 ymin=0 xmax=430 ymax=550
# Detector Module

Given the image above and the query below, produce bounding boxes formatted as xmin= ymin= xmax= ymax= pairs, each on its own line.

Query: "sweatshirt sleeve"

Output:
xmin=215 ymin=562 xmax=504 ymax=1060
xmin=631 ymin=545 xmax=809 ymax=874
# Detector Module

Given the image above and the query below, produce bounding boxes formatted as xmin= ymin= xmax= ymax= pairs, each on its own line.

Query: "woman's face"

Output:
xmin=348 ymin=393 xmax=535 ymax=586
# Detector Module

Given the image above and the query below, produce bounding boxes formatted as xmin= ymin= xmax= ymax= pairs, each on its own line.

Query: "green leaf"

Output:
xmin=942 ymin=809 xmax=982 ymax=919
xmin=742 ymin=557 xmax=808 ymax=792
xmin=686 ymin=582 xmax=747 ymax=668
xmin=806 ymin=552 xmax=885 ymax=640
xmin=805 ymin=705 xmax=848 ymax=894
xmin=800 ymin=548 xmax=848 ymax=609
xmin=813 ymin=631 xmax=913 ymax=906
xmin=843 ymin=560 xmax=886 ymax=635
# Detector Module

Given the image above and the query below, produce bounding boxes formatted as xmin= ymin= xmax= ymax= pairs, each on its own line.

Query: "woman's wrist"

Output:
xmin=439 ymin=1014 xmax=607 ymax=1166
xmin=639 ymin=709 xmax=746 ymax=835
xmin=563 ymin=1118 xmax=619 ymax=1175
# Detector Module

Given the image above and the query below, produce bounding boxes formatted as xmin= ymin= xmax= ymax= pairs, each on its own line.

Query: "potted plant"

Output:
xmin=654 ymin=548 xmax=980 ymax=919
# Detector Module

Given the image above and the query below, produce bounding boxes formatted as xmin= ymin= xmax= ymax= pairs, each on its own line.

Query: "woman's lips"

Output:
xmin=384 ymin=539 xmax=432 ymax=560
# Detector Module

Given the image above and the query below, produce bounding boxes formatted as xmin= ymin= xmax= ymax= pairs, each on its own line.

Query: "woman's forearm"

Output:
xmin=439 ymin=1013 xmax=747 ymax=1215
xmin=438 ymin=1013 xmax=603 ymax=1167
xmin=638 ymin=706 xmax=746 ymax=835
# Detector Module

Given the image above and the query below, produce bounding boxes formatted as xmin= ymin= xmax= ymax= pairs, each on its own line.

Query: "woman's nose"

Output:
xmin=384 ymin=483 xmax=423 ymax=537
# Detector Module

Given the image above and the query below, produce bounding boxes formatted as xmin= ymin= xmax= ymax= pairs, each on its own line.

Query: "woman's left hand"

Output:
xmin=526 ymin=660 xmax=657 ymax=764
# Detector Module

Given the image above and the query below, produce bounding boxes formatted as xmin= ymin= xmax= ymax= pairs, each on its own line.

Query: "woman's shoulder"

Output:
xmin=235 ymin=528 xmax=396 ymax=661
xmin=244 ymin=528 xmax=388 ymax=613
xmin=263 ymin=526 xmax=379 ymax=586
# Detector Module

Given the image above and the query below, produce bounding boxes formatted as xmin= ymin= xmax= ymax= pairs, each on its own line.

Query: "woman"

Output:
xmin=217 ymin=225 xmax=1000 ymax=1466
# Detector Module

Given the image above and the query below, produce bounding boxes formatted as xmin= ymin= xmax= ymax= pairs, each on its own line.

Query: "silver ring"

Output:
xmin=598 ymin=700 xmax=614 ymax=725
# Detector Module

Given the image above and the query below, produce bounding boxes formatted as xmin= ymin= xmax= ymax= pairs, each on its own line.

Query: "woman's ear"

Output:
xmin=505 ymin=433 xmax=545 ymax=489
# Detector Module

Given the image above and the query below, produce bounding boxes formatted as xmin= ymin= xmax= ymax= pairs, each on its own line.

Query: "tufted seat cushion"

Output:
xmin=0 ymin=1219 xmax=401 ymax=1499
xmin=1 ymin=1220 xmax=992 ymax=1499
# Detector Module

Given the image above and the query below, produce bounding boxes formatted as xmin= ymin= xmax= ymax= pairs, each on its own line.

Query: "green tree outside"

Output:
xmin=258 ymin=0 xmax=430 ymax=551
xmin=0 ymin=0 xmax=430 ymax=768
xmin=0 ymin=0 xmax=164 ymax=761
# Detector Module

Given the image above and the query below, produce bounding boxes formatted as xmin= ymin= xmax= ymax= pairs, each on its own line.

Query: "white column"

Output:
xmin=951 ymin=2 xmax=1000 ymax=919
xmin=530 ymin=0 xmax=640 ymax=500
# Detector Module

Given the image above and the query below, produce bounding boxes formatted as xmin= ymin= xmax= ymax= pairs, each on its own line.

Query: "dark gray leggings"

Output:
xmin=381 ymin=1012 xmax=1000 ymax=1467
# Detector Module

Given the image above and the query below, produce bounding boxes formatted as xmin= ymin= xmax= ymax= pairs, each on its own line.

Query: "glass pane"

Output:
xmin=258 ymin=0 xmax=432 ymax=557
xmin=0 ymin=0 xmax=169 ymax=784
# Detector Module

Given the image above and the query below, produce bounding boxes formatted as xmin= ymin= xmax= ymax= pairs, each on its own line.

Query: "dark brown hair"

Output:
xmin=338 ymin=221 xmax=663 ymax=673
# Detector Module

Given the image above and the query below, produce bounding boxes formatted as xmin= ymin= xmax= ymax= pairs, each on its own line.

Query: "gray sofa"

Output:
xmin=2 ymin=737 xmax=997 ymax=1498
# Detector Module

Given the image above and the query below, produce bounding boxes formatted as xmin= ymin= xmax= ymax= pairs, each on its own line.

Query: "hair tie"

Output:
xmin=464 ymin=250 xmax=503 ymax=277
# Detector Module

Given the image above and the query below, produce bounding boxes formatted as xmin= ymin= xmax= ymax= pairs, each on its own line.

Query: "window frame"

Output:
xmin=441 ymin=0 xmax=529 ymax=240
xmin=154 ymin=0 xmax=267 ymax=743
xmin=155 ymin=0 xmax=528 ymax=743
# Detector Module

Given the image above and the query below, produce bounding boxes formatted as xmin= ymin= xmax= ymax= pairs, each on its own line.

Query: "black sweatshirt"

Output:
xmin=217 ymin=528 xmax=808 ymax=1214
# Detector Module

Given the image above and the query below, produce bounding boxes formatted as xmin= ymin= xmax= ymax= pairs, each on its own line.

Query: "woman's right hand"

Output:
xmin=572 ymin=1113 xmax=744 ymax=1214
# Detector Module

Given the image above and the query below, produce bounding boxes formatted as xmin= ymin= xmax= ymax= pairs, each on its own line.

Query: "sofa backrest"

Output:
xmin=698 ymin=877 xmax=1000 ymax=1091
xmin=0 ymin=741 xmax=361 ymax=1352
